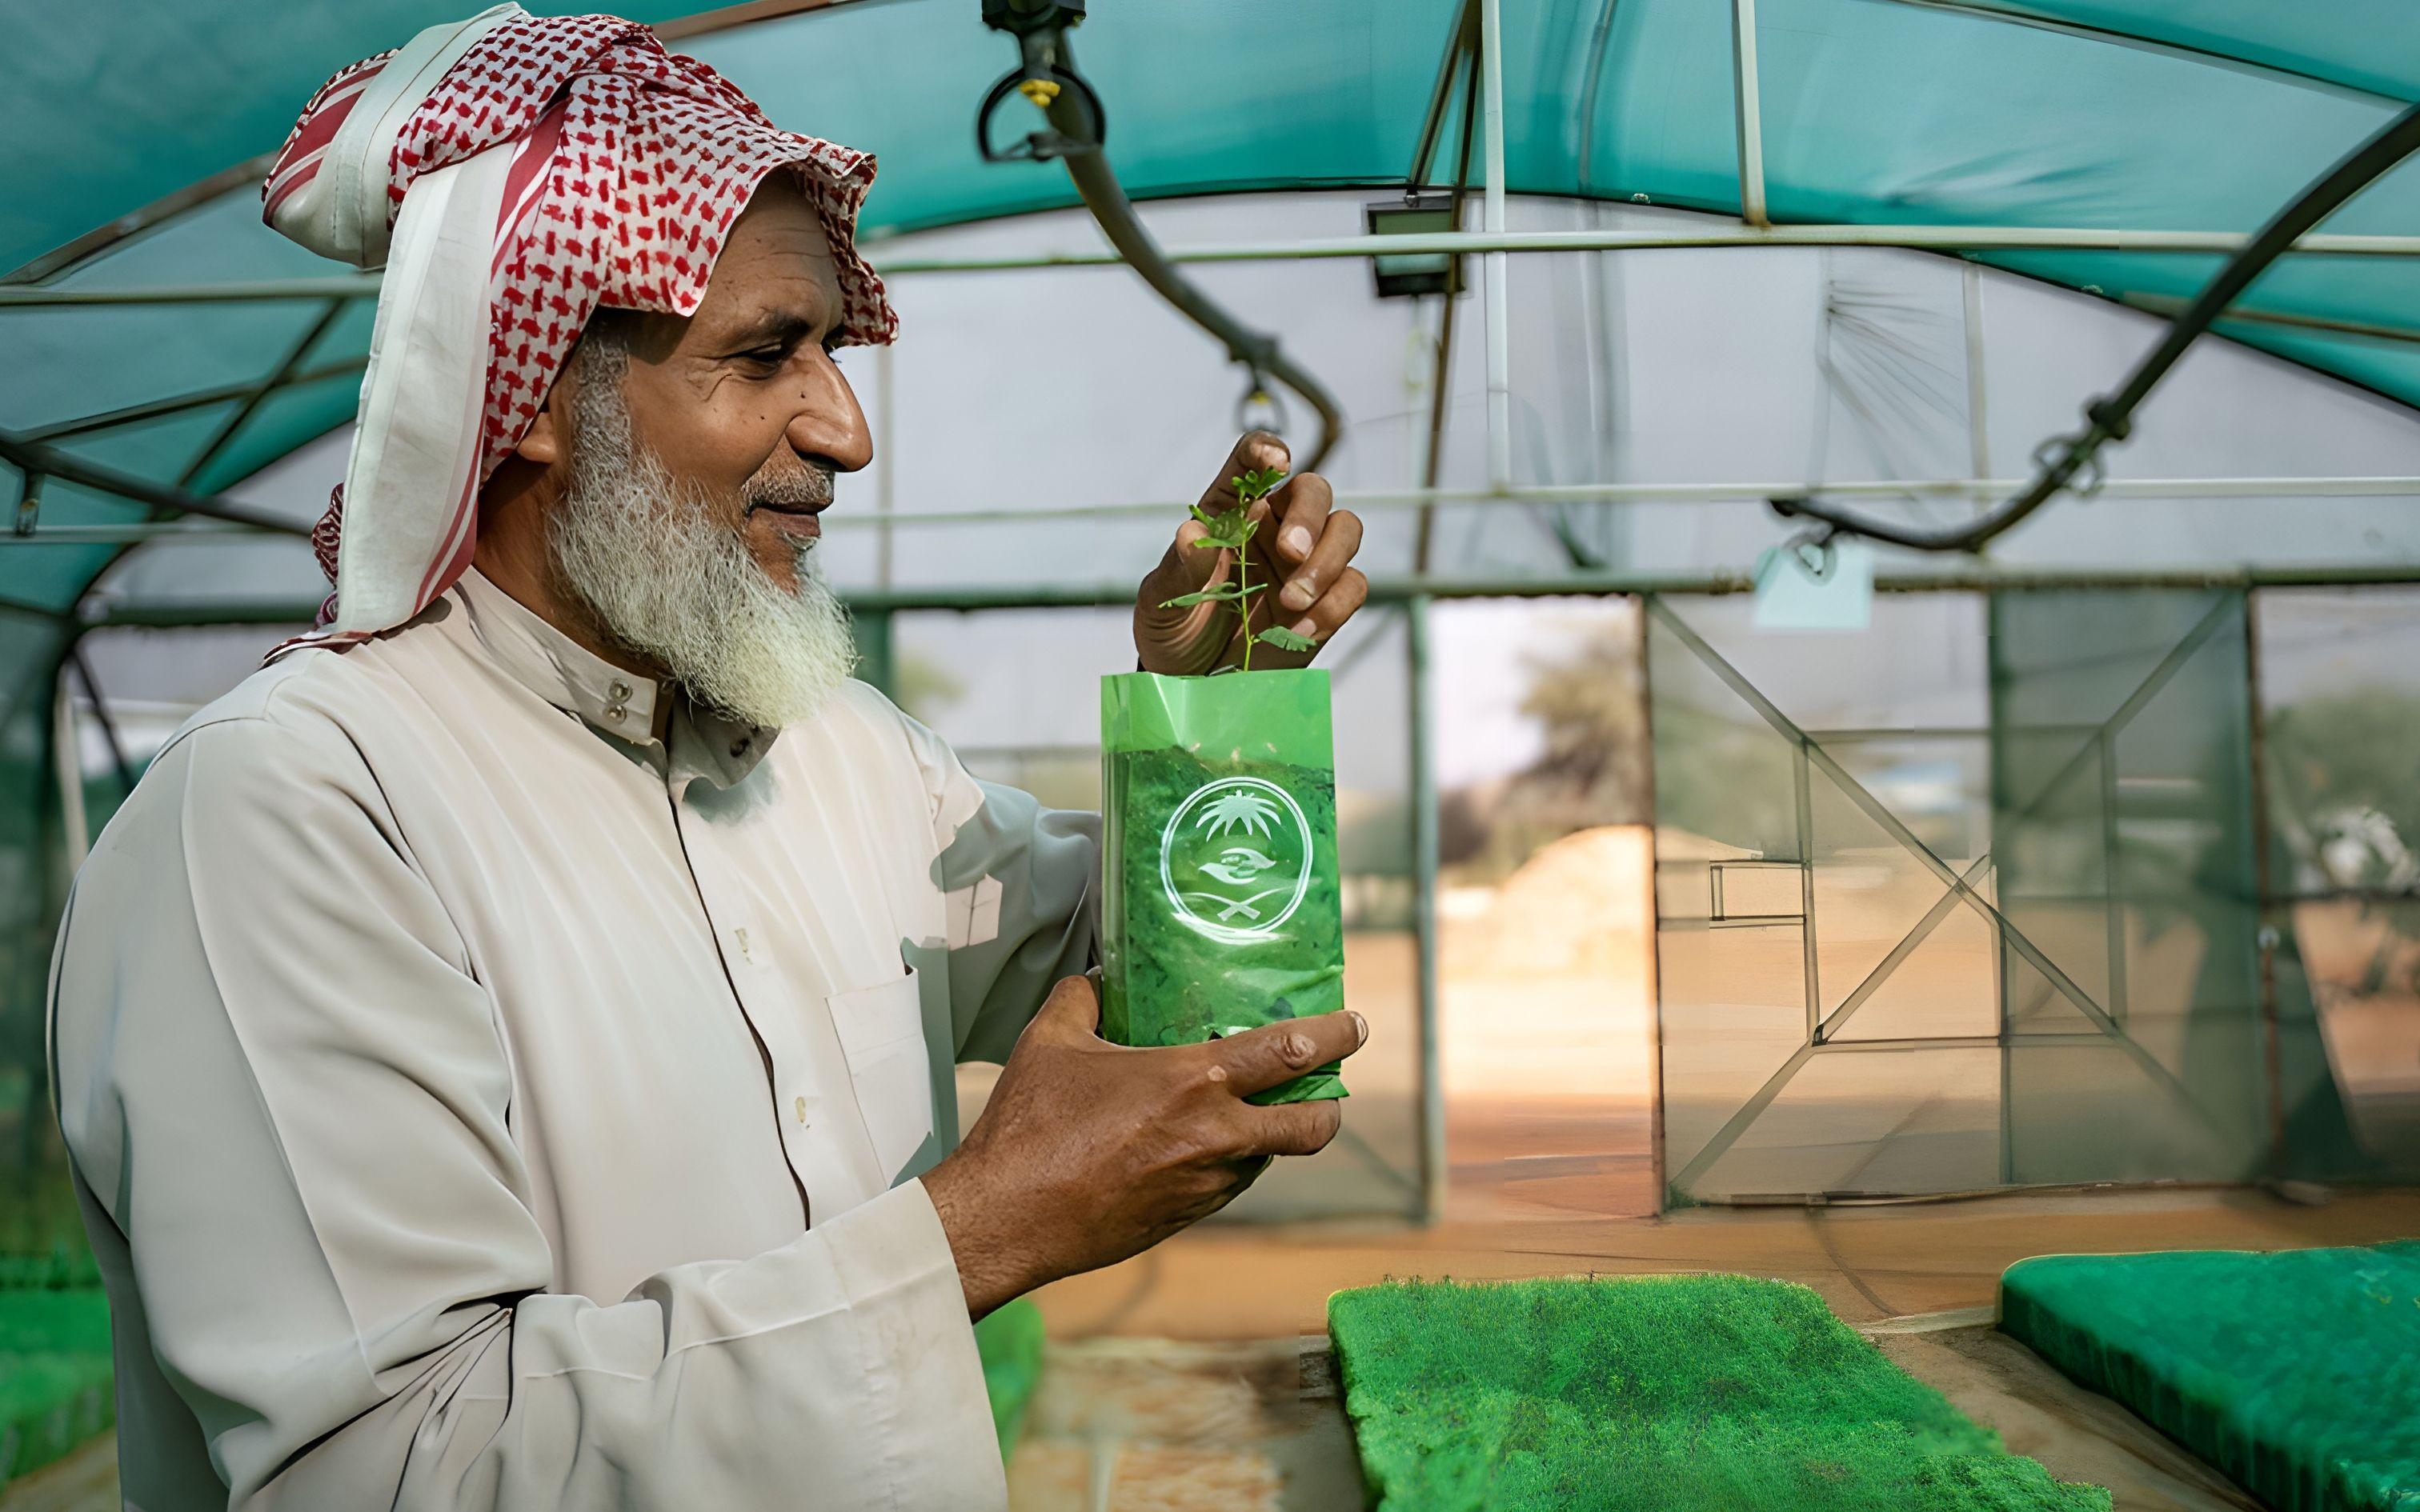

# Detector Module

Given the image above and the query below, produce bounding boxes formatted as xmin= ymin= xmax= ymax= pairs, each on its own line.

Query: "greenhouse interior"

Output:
xmin=3 ymin=0 xmax=2419 ymax=1507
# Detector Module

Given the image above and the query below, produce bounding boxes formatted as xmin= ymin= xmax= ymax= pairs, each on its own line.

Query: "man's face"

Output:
xmin=609 ymin=175 xmax=873 ymax=593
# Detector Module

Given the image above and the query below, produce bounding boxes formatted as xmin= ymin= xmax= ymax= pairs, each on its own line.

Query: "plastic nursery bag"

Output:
xmin=1100 ymin=667 xmax=1348 ymax=1104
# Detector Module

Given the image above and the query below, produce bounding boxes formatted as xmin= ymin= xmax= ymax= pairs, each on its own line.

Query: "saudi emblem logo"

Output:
xmin=1160 ymin=776 xmax=1315 ymax=943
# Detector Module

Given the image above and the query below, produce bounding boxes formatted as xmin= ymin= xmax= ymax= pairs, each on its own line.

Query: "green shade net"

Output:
xmin=0 ymin=1282 xmax=113 ymax=1488
xmin=0 ymin=626 xmax=76 ymax=1258
xmin=2000 ymin=1242 xmax=2420 ymax=1512
xmin=972 ymin=1295 xmax=1045 ymax=1462
xmin=1329 ymin=1274 xmax=2105 ymax=1512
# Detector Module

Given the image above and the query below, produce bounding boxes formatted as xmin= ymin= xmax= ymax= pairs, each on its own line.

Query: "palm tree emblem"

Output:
xmin=1194 ymin=787 xmax=1282 ymax=841
xmin=1163 ymin=777 xmax=1312 ymax=941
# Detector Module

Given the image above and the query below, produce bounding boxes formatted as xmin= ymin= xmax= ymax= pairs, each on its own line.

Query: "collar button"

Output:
xmin=608 ymin=680 xmax=633 ymax=702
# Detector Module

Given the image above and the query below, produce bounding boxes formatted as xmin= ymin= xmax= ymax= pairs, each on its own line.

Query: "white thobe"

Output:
xmin=46 ymin=568 xmax=1099 ymax=1510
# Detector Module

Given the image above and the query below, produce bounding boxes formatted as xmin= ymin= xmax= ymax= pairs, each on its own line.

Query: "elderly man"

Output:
xmin=45 ymin=9 xmax=1368 ymax=1509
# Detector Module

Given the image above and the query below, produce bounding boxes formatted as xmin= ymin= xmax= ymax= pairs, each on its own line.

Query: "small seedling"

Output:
xmin=1159 ymin=467 xmax=1316 ymax=672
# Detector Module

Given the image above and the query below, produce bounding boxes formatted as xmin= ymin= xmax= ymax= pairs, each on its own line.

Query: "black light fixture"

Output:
xmin=1365 ymin=190 xmax=1464 ymax=300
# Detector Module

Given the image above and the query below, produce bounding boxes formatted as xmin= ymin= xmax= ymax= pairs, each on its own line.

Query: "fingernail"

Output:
xmin=1349 ymin=1010 xmax=1367 ymax=1045
xmin=1280 ymin=525 xmax=1312 ymax=558
xmin=1281 ymin=580 xmax=1313 ymax=610
xmin=1290 ymin=617 xmax=1320 ymax=639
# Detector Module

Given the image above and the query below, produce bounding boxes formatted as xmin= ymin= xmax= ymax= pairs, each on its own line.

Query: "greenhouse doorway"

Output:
xmin=1429 ymin=598 xmax=1660 ymax=1220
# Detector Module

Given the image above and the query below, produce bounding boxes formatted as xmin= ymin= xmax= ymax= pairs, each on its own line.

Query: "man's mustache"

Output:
xmin=745 ymin=460 xmax=835 ymax=512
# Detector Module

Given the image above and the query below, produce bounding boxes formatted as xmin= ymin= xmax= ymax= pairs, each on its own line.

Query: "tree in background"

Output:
xmin=2266 ymin=690 xmax=2420 ymax=897
xmin=1441 ymin=617 xmax=1653 ymax=882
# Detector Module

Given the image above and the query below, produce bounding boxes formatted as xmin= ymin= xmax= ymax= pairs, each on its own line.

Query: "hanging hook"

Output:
xmin=1234 ymin=369 xmax=1289 ymax=439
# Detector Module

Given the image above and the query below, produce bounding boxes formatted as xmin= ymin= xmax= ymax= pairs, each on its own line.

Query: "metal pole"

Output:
xmin=874 ymin=342 xmax=895 ymax=590
xmin=1408 ymin=594 xmax=1445 ymax=1224
xmin=1405 ymin=0 xmax=1476 ymax=184
xmin=50 ymin=661 xmax=88 ymax=874
xmin=798 ymin=473 xmax=2420 ymax=527
xmin=178 ymin=299 xmax=351 ymax=490
xmin=1637 ymin=597 xmax=1669 ymax=1210
xmin=18 ymin=226 xmax=2420 ymax=306
xmin=867 ymin=223 xmax=2420 ymax=265
xmin=1794 ymin=738 xmax=1821 ymax=1038
xmin=1963 ymin=264 xmax=1992 ymax=478
xmin=70 ymin=559 xmax=2420 ymax=628
xmin=1731 ymin=0 xmax=1769 ymax=227
xmin=23 ymin=357 xmax=368 ymax=444
xmin=851 ymin=607 xmax=895 ymax=698
xmin=0 ymin=433 xmax=309 ymax=535
xmin=1478 ymin=0 xmax=1512 ymax=490
xmin=67 ymin=647 xmax=139 ymax=796
xmin=1 ymin=523 xmax=269 ymax=546
xmin=13 ymin=471 xmax=2420 ymax=547
xmin=2242 ymin=590 xmax=2290 ymax=1175
xmin=13 ymin=470 xmax=2420 ymax=549
xmin=1416 ymin=25 xmax=1483 ymax=574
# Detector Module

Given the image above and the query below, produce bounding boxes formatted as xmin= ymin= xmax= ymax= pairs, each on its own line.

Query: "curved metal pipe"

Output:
xmin=1772 ymin=97 xmax=2420 ymax=554
xmin=1043 ymin=36 xmax=1346 ymax=472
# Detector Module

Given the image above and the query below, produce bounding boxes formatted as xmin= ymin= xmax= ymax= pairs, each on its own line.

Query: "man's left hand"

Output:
xmin=1135 ymin=431 xmax=1367 ymax=675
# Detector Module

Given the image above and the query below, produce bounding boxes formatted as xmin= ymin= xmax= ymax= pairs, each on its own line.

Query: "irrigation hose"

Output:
xmin=1770 ymin=98 xmax=2420 ymax=554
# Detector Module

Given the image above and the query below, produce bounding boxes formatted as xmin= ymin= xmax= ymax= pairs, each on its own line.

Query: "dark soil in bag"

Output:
xmin=1100 ymin=669 xmax=1346 ymax=1104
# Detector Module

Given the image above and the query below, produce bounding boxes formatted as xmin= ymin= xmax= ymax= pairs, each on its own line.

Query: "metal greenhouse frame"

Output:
xmin=8 ymin=0 xmax=2420 ymax=1226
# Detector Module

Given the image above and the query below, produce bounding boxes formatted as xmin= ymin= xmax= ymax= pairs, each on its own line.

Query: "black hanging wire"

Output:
xmin=1769 ymin=98 xmax=2420 ymax=554
xmin=976 ymin=0 xmax=1347 ymax=470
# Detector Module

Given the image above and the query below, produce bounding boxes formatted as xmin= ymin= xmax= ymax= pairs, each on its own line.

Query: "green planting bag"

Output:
xmin=1100 ymin=668 xmax=1347 ymax=1104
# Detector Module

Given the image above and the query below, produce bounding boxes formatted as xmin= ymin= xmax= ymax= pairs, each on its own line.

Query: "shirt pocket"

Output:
xmin=827 ymin=966 xmax=934 ymax=1184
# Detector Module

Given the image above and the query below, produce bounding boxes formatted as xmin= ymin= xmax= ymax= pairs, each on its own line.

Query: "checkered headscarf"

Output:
xmin=262 ymin=5 xmax=896 ymax=637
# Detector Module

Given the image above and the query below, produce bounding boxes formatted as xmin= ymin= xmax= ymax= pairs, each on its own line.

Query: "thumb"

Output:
xmin=1035 ymin=971 xmax=1103 ymax=1040
xmin=1140 ymin=517 xmax=1226 ymax=606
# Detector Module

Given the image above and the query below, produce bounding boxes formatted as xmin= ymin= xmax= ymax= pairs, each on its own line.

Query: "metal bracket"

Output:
xmin=976 ymin=1 xmax=1103 ymax=163
xmin=14 ymin=471 xmax=42 ymax=536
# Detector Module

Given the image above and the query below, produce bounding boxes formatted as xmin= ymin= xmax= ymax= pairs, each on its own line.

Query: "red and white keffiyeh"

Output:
xmin=262 ymin=4 xmax=897 ymax=638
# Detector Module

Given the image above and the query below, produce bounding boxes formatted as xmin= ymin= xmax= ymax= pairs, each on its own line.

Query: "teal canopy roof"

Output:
xmin=6 ymin=0 xmax=2420 ymax=621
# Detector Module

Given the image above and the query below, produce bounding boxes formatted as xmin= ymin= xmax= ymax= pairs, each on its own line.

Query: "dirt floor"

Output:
xmin=1027 ymin=1183 xmax=2420 ymax=1342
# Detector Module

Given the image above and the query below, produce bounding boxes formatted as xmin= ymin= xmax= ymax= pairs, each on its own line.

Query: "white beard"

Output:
xmin=549 ymin=358 xmax=856 ymax=731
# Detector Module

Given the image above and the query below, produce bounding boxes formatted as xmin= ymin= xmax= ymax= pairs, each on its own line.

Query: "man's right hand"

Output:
xmin=920 ymin=974 xmax=1365 ymax=1318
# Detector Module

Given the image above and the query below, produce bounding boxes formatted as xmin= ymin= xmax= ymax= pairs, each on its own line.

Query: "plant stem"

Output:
xmin=1237 ymin=536 xmax=1252 ymax=673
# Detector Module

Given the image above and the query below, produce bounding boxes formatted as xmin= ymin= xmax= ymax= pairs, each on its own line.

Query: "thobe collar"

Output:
xmin=451 ymin=567 xmax=776 ymax=790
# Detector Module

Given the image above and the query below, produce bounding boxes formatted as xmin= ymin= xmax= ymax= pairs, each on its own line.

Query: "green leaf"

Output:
xmin=1232 ymin=467 xmax=1288 ymax=502
xmin=1159 ymin=586 xmax=1246 ymax=609
xmin=1256 ymin=626 xmax=1316 ymax=652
